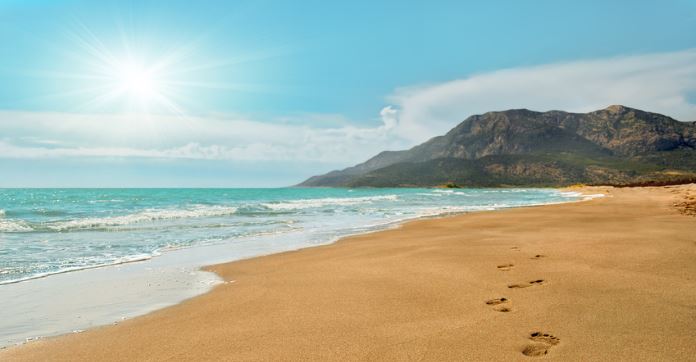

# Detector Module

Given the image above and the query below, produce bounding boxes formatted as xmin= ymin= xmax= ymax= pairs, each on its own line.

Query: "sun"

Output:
xmin=115 ymin=61 xmax=159 ymax=101
xmin=48 ymin=23 xmax=275 ymax=115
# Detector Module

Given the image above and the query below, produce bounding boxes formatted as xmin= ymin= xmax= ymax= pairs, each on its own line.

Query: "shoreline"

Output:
xmin=0 ymin=189 xmax=587 ymax=348
xmin=0 ymin=188 xmax=577 ymax=288
xmin=4 ymin=185 xmax=696 ymax=360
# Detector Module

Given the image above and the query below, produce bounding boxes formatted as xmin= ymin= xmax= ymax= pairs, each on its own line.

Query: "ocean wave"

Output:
xmin=431 ymin=189 xmax=472 ymax=196
xmin=261 ymin=195 xmax=398 ymax=210
xmin=88 ymin=199 xmax=125 ymax=204
xmin=0 ymin=218 xmax=33 ymax=232
xmin=45 ymin=205 xmax=239 ymax=231
xmin=0 ymin=189 xmax=585 ymax=287
xmin=328 ymin=204 xmax=505 ymax=239
xmin=432 ymin=189 xmax=455 ymax=194
xmin=481 ymin=189 xmax=536 ymax=194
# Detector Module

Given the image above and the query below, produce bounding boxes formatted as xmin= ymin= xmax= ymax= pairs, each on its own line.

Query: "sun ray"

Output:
xmin=16 ymin=20 xmax=289 ymax=117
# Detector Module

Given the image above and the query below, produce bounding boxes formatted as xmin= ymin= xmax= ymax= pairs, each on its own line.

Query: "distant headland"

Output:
xmin=299 ymin=105 xmax=696 ymax=187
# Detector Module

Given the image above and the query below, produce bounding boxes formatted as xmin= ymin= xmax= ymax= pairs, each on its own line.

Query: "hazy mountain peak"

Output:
xmin=603 ymin=104 xmax=629 ymax=113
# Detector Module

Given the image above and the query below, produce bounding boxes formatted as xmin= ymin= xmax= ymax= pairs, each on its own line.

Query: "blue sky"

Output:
xmin=1 ymin=0 xmax=696 ymax=187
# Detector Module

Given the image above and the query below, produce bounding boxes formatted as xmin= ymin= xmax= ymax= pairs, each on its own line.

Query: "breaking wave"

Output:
xmin=0 ymin=205 xmax=239 ymax=232
xmin=261 ymin=195 xmax=399 ymax=210
xmin=46 ymin=205 xmax=239 ymax=231
xmin=0 ymin=218 xmax=33 ymax=232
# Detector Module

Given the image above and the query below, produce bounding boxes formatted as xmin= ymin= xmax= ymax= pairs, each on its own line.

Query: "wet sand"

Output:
xmin=3 ymin=185 xmax=696 ymax=361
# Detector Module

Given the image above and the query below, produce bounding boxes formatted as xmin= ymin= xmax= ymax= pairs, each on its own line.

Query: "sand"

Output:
xmin=3 ymin=185 xmax=696 ymax=361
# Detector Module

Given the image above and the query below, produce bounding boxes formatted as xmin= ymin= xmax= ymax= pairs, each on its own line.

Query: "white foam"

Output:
xmin=46 ymin=205 xmax=239 ymax=231
xmin=0 ymin=253 xmax=154 ymax=286
xmin=0 ymin=219 xmax=33 ymax=232
xmin=559 ymin=191 xmax=605 ymax=200
xmin=483 ymin=189 xmax=532 ymax=193
xmin=0 ymin=250 xmax=220 ymax=347
xmin=431 ymin=189 xmax=472 ymax=196
xmin=261 ymin=195 xmax=398 ymax=210
xmin=88 ymin=199 xmax=125 ymax=204
xmin=416 ymin=205 xmax=497 ymax=217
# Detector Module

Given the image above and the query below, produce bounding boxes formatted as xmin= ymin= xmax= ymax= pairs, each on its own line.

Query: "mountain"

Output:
xmin=299 ymin=105 xmax=696 ymax=187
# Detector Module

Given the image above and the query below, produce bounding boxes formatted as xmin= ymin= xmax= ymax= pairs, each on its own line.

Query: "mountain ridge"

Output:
xmin=299 ymin=105 xmax=696 ymax=187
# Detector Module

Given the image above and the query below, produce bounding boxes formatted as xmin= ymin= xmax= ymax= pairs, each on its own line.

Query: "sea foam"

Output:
xmin=261 ymin=195 xmax=399 ymax=210
xmin=0 ymin=218 xmax=33 ymax=232
xmin=46 ymin=205 xmax=239 ymax=231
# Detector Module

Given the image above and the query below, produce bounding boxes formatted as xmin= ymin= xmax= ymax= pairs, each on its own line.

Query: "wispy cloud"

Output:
xmin=384 ymin=49 xmax=696 ymax=142
xmin=0 ymin=111 xmax=406 ymax=162
xmin=2 ymin=49 xmax=696 ymax=166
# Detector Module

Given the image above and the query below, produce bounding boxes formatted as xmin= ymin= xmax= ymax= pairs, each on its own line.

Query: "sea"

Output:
xmin=0 ymin=187 xmax=588 ymax=346
xmin=0 ymin=188 xmax=585 ymax=285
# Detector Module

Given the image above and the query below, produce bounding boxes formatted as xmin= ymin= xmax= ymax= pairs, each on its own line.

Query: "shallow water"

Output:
xmin=0 ymin=188 xmax=581 ymax=285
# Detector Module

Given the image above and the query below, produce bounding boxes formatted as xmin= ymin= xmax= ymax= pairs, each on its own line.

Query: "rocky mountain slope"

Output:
xmin=299 ymin=105 xmax=696 ymax=187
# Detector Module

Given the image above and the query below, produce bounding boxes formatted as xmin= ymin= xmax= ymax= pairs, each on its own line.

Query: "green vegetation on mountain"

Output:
xmin=299 ymin=105 xmax=696 ymax=187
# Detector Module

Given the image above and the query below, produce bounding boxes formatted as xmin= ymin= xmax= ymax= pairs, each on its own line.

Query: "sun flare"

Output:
xmin=44 ymin=22 xmax=274 ymax=115
xmin=54 ymin=25 xmax=191 ymax=114
xmin=116 ymin=62 xmax=158 ymax=101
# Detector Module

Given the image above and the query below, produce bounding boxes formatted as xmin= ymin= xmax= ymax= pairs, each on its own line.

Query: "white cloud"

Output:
xmin=385 ymin=49 xmax=696 ymax=142
xmin=2 ymin=49 xmax=696 ymax=165
xmin=379 ymin=106 xmax=399 ymax=130
xmin=0 ymin=111 xmax=407 ymax=163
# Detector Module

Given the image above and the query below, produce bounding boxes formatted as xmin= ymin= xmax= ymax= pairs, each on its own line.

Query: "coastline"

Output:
xmin=0 ymin=188 xmax=582 ymax=348
xmin=0 ymin=188 xmax=575 ymax=288
xmin=3 ymin=185 xmax=696 ymax=360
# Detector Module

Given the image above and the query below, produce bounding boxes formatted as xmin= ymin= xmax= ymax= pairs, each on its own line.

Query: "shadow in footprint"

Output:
xmin=531 ymin=254 xmax=546 ymax=259
xmin=493 ymin=306 xmax=511 ymax=312
xmin=508 ymin=279 xmax=545 ymax=289
xmin=522 ymin=332 xmax=560 ymax=357
xmin=497 ymin=263 xmax=514 ymax=271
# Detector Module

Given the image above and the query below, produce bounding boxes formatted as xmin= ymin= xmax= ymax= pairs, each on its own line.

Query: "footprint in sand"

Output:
xmin=485 ymin=297 xmax=508 ymax=305
xmin=485 ymin=297 xmax=511 ymax=312
xmin=510 ymin=246 xmax=521 ymax=251
xmin=530 ymin=254 xmax=546 ymax=259
xmin=497 ymin=263 xmax=514 ymax=271
xmin=508 ymin=279 xmax=545 ymax=289
xmin=522 ymin=331 xmax=560 ymax=357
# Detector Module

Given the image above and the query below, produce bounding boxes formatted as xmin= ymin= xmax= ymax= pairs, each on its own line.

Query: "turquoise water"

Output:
xmin=0 ymin=188 xmax=580 ymax=285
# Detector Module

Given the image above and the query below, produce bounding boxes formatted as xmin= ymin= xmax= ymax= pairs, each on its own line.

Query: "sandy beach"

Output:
xmin=3 ymin=185 xmax=696 ymax=361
